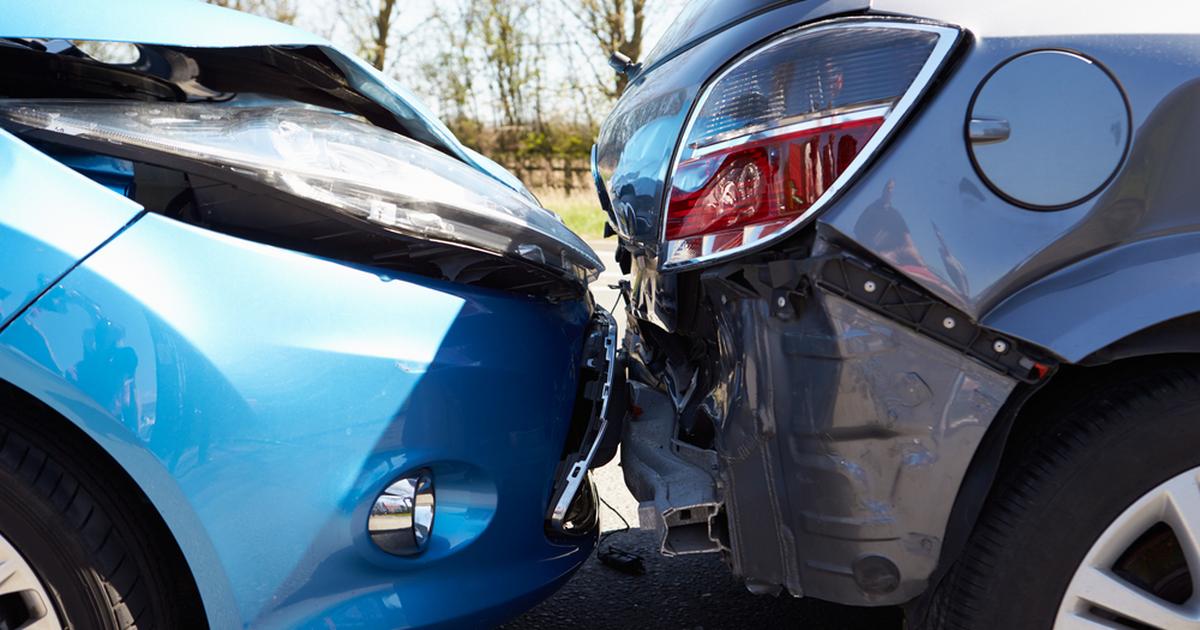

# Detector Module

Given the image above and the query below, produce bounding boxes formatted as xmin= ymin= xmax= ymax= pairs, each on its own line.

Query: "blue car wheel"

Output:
xmin=0 ymin=396 xmax=202 ymax=629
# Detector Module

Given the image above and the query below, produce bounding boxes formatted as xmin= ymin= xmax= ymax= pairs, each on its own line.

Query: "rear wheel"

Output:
xmin=927 ymin=365 xmax=1200 ymax=630
xmin=1056 ymin=467 xmax=1200 ymax=628
xmin=0 ymin=408 xmax=198 ymax=629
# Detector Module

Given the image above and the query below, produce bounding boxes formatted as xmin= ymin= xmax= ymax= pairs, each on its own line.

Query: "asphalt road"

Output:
xmin=503 ymin=241 xmax=903 ymax=630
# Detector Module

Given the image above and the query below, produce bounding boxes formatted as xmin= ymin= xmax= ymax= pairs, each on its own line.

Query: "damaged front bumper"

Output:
xmin=546 ymin=308 xmax=625 ymax=535
xmin=619 ymin=244 xmax=1053 ymax=605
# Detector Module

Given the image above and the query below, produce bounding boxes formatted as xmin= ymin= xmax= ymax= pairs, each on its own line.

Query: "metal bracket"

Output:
xmin=547 ymin=309 xmax=619 ymax=532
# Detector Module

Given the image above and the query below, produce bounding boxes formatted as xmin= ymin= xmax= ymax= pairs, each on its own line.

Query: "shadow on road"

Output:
xmin=503 ymin=530 xmax=903 ymax=629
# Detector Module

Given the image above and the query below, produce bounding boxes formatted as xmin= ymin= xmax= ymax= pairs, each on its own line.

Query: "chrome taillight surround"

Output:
xmin=659 ymin=18 xmax=962 ymax=270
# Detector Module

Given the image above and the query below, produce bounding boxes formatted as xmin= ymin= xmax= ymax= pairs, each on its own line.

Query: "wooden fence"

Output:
xmin=491 ymin=155 xmax=592 ymax=193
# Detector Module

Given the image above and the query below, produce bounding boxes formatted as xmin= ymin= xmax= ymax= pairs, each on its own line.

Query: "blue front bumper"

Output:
xmin=0 ymin=212 xmax=596 ymax=628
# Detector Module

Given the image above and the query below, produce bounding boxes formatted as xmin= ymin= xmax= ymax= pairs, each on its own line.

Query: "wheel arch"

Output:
xmin=0 ymin=374 xmax=232 ymax=628
xmin=921 ymin=351 xmax=1200 ymax=618
xmin=982 ymin=233 xmax=1200 ymax=364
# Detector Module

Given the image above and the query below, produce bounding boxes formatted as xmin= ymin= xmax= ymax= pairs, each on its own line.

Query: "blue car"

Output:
xmin=0 ymin=2 xmax=616 ymax=628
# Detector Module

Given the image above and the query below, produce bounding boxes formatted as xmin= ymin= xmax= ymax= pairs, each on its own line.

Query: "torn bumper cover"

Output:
xmin=620 ymin=250 xmax=1045 ymax=605
xmin=547 ymin=309 xmax=623 ymax=535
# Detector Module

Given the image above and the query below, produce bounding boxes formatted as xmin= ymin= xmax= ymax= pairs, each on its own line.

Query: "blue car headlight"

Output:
xmin=0 ymin=99 xmax=602 ymax=290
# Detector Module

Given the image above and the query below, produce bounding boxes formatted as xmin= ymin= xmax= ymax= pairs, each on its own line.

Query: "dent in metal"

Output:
xmin=719 ymin=288 xmax=1014 ymax=603
xmin=621 ymin=281 xmax=1016 ymax=604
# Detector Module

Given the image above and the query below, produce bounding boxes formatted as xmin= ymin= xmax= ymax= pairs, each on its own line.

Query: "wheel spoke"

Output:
xmin=1072 ymin=565 xmax=1200 ymax=628
xmin=0 ymin=558 xmax=17 ymax=591
xmin=0 ymin=558 xmax=36 ymax=597
xmin=20 ymin=614 xmax=64 ymax=630
xmin=1055 ymin=611 xmax=1128 ymax=629
xmin=1163 ymin=471 xmax=1200 ymax=577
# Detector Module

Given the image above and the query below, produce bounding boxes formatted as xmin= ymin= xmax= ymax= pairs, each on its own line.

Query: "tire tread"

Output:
xmin=0 ymin=419 xmax=173 ymax=628
xmin=925 ymin=365 xmax=1200 ymax=630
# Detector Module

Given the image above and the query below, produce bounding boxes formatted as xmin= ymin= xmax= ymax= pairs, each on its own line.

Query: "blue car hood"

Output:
xmin=0 ymin=0 xmax=527 ymax=196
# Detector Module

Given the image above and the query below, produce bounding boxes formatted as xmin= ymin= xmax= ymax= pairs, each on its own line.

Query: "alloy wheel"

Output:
xmin=1056 ymin=466 xmax=1200 ymax=629
xmin=0 ymin=530 xmax=60 ymax=630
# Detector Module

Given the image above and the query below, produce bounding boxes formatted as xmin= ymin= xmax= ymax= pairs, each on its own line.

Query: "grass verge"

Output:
xmin=537 ymin=188 xmax=607 ymax=240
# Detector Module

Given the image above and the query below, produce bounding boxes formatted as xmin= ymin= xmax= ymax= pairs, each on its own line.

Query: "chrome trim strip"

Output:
xmin=549 ymin=309 xmax=618 ymax=531
xmin=688 ymin=104 xmax=893 ymax=159
xmin=659 ymin=18 xmax=962 ymax=270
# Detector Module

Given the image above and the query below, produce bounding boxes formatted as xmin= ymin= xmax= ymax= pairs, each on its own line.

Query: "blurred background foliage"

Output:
xmin=206 ymin=0 xmax=683 ymax=238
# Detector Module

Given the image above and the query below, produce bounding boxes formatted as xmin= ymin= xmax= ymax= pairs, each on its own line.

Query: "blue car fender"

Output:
xmin=0 ymin=129 xmax=140 ymax=327
xmin=0 ymin=211 xmax=594 ymax=627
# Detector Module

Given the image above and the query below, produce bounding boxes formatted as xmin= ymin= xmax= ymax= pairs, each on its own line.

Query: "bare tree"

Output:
xmin=420 ymin=1 xmax=482 ymax=143
xmin=341 ymin=0 xmax=408 ymax=71
xmin=206 ymin=0 xmax=298 ymax=25
xmin=563 ymin=0 xmax=647 ymax=97
xmin=477 ymin=0 xmax=539 ymax=128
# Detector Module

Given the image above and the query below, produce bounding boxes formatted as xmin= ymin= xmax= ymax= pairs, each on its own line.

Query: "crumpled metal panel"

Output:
xmin=643 ymin=280 xmax=1016 ymax=604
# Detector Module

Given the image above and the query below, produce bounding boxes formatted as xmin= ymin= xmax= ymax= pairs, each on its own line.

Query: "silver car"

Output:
xmin=596 ymin=1 xmax=1200 ymax=628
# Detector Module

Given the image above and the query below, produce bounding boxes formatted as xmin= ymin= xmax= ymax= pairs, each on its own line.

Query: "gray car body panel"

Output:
xmin=599 ymin=0 xmax=1200 ymax=607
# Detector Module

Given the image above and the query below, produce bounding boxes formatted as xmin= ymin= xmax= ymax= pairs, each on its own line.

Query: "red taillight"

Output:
xmin=659 ymin=20 xmax=958 ymax=268
xmin=665 ymin=115 xmax=883 ymax=243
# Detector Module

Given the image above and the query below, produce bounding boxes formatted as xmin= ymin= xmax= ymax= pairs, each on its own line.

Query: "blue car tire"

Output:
xmin=0 ymin=399 xmax=202 ymax=629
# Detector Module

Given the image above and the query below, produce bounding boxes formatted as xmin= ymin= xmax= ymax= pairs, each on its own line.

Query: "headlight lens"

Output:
xmin=662 ymin=19 xmax=959 ymax=268
xmin=0 ymin=100 xmax=603 ymax=285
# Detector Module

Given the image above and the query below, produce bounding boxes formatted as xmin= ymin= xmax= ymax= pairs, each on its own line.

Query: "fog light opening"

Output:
xmin=368 ymin=469 xmax=435 ymax=556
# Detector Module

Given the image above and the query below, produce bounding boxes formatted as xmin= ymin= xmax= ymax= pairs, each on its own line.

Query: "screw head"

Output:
xmin=863 ymin=280 xmax=877 ymax=293
xmin=993 ymin=339 xmax=1009 ymax=354
xmin=720 ymin=294 xmax=728 ymax=305
xmin=776 ymin=296 xmax=788 ymax=308
xmin=942 ymin=316 xmax=957 ymax=330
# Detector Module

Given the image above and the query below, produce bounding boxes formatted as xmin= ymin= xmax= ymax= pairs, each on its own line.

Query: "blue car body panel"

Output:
xmin=0 ymin=211 xmax=592 ymax=627
xmin=0 ymin=0 xmax=326 ymax=47
xmin=0 ymin=3 xmax=595 ymax=626
xmin=0 ymin=129 xmax=141 ymax=327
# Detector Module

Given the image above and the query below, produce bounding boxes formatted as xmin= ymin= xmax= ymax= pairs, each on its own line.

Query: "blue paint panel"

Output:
xmin=0 ymin=214 xmax=593 ymax=628
xmin=0 ymin=0 xmax=326 ymax=47
xmin=0 ymin=129 xmax=141 ymax=327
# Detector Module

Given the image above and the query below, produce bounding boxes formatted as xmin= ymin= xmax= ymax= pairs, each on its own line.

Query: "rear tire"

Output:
xmin=0 ymin=408 xmax=199 ymax=629
xmin=926 ymin=365 xmax=1200 ymax=629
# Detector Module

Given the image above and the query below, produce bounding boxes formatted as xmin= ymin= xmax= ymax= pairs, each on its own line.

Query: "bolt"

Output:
xmin=942 ymin=316 xmax=957 ymax=330
xmin=777 ymin=296 xmax=788 ymax=308
xmin=720 ymin=294 xmax=727 ymax=305
xmin=864 ymin=280 xmax=877 ymax=293
xmin=993 ymin=339 xmax=1009 ymax=354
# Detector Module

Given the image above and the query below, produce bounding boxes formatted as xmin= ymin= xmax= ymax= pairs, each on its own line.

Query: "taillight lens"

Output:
xmin=662 ymin=20 xmax=959 ymax=268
